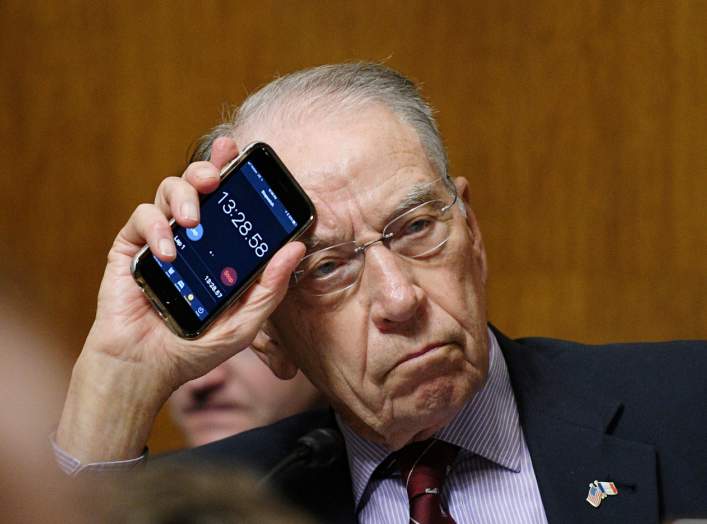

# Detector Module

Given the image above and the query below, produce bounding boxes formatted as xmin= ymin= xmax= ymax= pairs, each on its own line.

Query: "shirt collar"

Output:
xmin=337 ymin=328 xmax=523 ymax=508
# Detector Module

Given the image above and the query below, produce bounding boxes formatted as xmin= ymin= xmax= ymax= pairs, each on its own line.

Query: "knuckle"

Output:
xmin=134 ymin=202 xmax=155 ymax=217
xmin=157 ymin=176 xmax=180 ymax=195
xmin=185 ymin=161 xmax=216 ymax=180
xmin=132 ymin=204 xmax=167 ymax=235
xmin=182 ymin=182 xmax=198 ymax=198
xmin=149 ymin=220 xmax=169 ymax=239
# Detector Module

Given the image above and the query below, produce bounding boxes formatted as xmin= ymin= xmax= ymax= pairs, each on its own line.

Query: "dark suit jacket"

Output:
xmin=162 ymin=328 xmax=707 ymax=523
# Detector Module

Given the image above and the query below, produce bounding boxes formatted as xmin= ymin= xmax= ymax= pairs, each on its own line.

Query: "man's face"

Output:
xmin=168 ymin=349 xmax=322 ymax=447
xmin=244 ymin=103 xmax=489 ymax=450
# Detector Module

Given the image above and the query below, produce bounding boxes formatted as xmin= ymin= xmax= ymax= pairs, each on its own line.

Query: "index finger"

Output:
xmin=182 ymin=136 xmax=240 ymax=193
xmin=210 ymin=136 xmax=239 ymax=169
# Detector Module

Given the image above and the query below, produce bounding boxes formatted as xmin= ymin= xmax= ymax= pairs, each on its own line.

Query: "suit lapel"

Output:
xmin=495 ymin=328 xmax=659 ymax=524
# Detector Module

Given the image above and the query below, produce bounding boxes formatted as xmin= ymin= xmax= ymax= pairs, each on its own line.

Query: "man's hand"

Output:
xmin=56 ymin=137 xmax=305 ymax=463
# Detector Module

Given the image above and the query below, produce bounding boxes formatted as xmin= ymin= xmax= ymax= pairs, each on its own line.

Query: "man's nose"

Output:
xmin=186 ymin=362 xmax=230 ymax=397
xmin=363 ymin=246 xmax=424 ymax=330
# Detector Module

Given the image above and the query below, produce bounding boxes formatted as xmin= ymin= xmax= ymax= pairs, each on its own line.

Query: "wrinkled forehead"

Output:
xmin=300 ymin=171 xmax=449 ymax=251
xmin=236 ymin=104 xmax=443 ymax=245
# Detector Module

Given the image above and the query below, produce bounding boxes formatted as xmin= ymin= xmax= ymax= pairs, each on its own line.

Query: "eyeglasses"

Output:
xmin=291 ymin=180 xmax=459 ymax=296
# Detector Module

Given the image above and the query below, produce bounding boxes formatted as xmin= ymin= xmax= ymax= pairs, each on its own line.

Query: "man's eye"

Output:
xmin=401 ymin=217 xmax=434 ymax=236
xmin=310 ymin=259 xmax=345 ymax=279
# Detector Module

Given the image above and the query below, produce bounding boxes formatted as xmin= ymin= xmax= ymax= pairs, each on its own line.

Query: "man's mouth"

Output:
xmin=396 ymin=343 xmax=448 ymax=367
xmin=184 ymin=402 xmax=239 ymax=415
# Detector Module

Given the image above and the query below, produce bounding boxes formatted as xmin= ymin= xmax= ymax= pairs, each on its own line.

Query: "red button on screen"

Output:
xmin=220 ymin=267 xmax=238 ymax=287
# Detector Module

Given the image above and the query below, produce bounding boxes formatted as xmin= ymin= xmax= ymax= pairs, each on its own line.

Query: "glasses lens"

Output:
xmin=384 ymin=200 xmax=454 ymax=258
xmin=291 ymin=179 xmax=458 ymax=297
xmin=293 ymin=242 xmax=362 ymax=296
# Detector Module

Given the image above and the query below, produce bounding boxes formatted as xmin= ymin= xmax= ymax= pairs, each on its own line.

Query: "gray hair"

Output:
xmin=190 ymin=62 xmax=449 ymax=182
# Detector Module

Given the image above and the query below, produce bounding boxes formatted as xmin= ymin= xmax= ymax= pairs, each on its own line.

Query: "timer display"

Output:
xmin=218 ymin=192 xmax=270 ymax=258
xmin=157 ymin=159 xmax=298 ymax=320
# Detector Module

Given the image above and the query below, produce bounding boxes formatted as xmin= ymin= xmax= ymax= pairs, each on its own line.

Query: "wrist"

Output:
xmin=56 ymin=349 xmax=173 ymax=463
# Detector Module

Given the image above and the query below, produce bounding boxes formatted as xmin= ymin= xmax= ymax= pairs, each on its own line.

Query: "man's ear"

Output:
xmin=453 ymin=176 xmax=488 ymax=284
xmin=251 ymin=322 xmax=299 ymax=380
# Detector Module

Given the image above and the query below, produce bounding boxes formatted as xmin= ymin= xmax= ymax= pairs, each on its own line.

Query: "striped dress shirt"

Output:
xmin=338 ymin=330 xmax=548 ymax=523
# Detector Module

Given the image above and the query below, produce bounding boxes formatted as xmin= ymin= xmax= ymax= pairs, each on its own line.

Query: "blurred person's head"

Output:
xmin=102 ymin=464 xmax=315 ymax=524
xmin=0 ymin=278 xmax=87 ymax=523
xmin=169 ymin=347 xmax=325 ymax=447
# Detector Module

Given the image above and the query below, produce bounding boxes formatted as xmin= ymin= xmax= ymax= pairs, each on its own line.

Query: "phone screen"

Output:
xmin=133 ymin=143 xmax=314 ymax=337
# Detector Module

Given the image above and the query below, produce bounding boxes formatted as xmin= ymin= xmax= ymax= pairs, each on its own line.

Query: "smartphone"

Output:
xmin=131 ymin=142 xmax=315 ymax=338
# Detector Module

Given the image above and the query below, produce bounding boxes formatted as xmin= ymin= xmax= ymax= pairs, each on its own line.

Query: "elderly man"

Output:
xmin=56 ymin=63 xmax=706 ymax=523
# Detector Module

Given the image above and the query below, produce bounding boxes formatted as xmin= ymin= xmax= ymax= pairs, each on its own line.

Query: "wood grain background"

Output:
xmin=1 ymin=1 xmax=704 ymax=452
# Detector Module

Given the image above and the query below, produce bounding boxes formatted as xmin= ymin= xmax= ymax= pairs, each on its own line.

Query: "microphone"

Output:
xmin=257 ymin=428 xmax=344 ymax=488
xmin=294 ymin=428 xmax=344 ymax=467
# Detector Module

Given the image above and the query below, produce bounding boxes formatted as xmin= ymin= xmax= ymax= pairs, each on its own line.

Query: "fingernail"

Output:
xmin=159 ymin=238 xmax=175 ymax=257
xmin=196 ymin=168 xmax=215 ymax=181
xmin=181 ymin=202 xmax=198 ymax=221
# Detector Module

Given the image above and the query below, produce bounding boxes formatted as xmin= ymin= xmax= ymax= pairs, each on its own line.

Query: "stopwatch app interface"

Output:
xmin=153 ymin=160 xmax=299 ymax=321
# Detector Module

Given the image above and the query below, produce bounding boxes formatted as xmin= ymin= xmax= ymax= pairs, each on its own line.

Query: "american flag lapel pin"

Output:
xmin=586 ymin=480 xmax=619 ymax=508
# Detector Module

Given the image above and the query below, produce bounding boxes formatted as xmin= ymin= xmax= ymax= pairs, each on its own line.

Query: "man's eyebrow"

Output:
xmin=382 ymin=179 xmax=446 ymax=223
xmin=301 ymin=179 xmax=448 ymax=253
xmin=301 ymin=234 xmax=322 ymax=253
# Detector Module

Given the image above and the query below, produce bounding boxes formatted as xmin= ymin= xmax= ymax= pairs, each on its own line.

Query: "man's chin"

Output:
xmin=189 ymin=428 xmax=240 ymax=447
xmin=185 ymin=415 xmax=255 ymax=446
xmin=381 ymin=378 xmax=473 ymax=449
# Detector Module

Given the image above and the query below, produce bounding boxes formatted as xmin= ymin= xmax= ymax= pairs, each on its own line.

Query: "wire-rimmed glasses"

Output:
xmin=291 ymin=179 xmax=460 ymax=297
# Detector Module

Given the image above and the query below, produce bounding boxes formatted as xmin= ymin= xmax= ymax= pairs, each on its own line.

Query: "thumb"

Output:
xmin=241 ymin=240 xmax=305 ymax=312
xmin=206 ymin=241 xmax=305 ymax=344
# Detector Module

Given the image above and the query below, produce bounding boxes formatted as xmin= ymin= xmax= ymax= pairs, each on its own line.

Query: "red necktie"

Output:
xmin=395 ymin=439 xmax=459 ymax=524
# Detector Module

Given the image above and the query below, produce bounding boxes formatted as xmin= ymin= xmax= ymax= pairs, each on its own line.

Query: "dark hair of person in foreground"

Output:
xmin=98 ymin=464 xmax=316 ymax=524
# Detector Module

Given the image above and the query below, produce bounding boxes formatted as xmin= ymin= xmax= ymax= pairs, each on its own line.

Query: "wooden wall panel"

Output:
xmin=1 ymin=1 xmax=704 ymax=452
